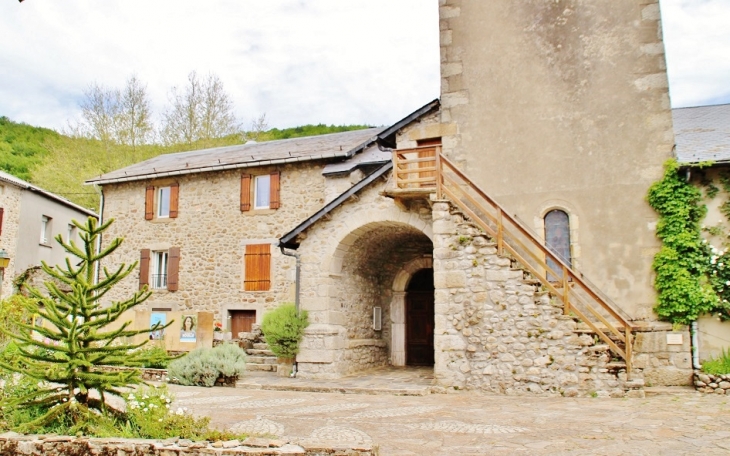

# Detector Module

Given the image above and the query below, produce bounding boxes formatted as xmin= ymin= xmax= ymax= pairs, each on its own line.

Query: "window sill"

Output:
xmin=246 ymin=209 xmax=277 ymax=216
xmin=39 ymin=243 xmax=52 ymax=249
xmin=149 ymin=218 xmax=175 ymax=224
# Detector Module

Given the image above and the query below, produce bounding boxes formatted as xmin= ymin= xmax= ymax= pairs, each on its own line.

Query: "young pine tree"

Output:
xmin=0 ymin=217 xmax=170 ymax=430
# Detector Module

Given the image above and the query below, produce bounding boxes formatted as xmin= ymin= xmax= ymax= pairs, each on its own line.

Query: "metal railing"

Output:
xmin=151 ymin=274 xmax=167 ymax=289
xmin=392 ymin=146 xmax=635 ymax=371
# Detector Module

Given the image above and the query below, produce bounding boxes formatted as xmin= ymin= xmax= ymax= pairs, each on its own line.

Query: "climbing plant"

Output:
xmin=647 ymin=159 xmax=718 ymax=325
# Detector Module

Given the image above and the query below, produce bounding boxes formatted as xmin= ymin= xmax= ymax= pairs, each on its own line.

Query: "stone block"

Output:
xmin=643 ymin=367 xmax=693 ymax=386
xmin=435 ymin=271 xmax=466 ymax=288
xmin=296 ymin=349 xmax=335 ymax=364
xmin=436 ymin=335 xmax=467 ymax=351
xmin=485 ymin=270 xmax=522 ymax=282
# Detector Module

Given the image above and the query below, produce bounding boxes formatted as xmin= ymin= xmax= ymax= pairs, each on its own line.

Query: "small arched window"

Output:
xmin=544 ymin=210 xmax=571 ymax=279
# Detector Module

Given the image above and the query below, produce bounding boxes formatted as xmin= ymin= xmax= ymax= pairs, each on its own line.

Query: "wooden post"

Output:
xmin=562 ymin=265 xmax=570 ymax=315
xmin=625 ymin=326 xmax=633 ymax=375
xmin=497 ymin=209 xmax=503 ymax=255
xmin=435 ymin=146 xmax=443 ymax=199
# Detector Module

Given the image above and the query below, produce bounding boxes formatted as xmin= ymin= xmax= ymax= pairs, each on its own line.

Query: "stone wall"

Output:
xmin=430 ymin=201 xmax=658 ymax=396
xmin=100 ymin=163 xmax=327 ymax=321
xmin=694 ymin=371 xmax=730 ymax=395
xmin=438 ymin=0 xmax=673 ymax=320
xmin=0 ymin=183 xmax=21 ymax=297
xmin=294 ymin=177 xmax=434 ymax=378
xmin=0 ymin=433 xmax=376 ymax=455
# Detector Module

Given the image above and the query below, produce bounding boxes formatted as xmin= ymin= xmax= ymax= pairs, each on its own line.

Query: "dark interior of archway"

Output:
xmin=407 ymin=268 xmax=434 ymax=292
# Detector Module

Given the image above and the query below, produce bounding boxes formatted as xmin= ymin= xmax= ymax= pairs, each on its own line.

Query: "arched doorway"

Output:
xmin=406 ymin=268 xmax=434 ymax=366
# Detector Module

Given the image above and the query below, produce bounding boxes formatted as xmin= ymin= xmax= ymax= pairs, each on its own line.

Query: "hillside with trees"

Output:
xmin=0 ymin=72 xmax=372 ymax=211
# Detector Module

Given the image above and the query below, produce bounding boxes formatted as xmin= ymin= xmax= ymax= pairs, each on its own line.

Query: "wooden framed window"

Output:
xmin=244 ymin=244 xmax=271 ymax=291
xmin=145 ymin=183 xmax=179 ymax=220
xmin=140 ymin=247 xmax=180 ymax=292
xmin=241 ymin=171 xmax=280 ymax=212
xmin=0 ymin=207 xmax=4 ymax=237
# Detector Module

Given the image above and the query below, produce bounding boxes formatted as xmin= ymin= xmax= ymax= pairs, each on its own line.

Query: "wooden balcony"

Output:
xmin=383 ymin=145 xmax=440 ymax=199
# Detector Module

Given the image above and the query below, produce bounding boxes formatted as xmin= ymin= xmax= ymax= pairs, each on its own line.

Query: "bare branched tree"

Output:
xmin=246 ymin=113 xmax=269 ymax=142
xmin=79 ymin=83 xmax=121 ymax=146
xmin=117 ymin=75 xmax=154 ymax=150
xmin=161 ymin=71 xmax=241 ymax=146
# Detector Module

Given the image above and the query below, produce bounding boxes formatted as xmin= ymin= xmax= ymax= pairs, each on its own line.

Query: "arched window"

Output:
xmin=544 ymin=210 xmax=571 ymax=280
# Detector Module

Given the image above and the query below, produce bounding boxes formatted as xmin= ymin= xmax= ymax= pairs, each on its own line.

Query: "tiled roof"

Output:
xmin=85 ymin=128 xmax=384 ymax=185
xmin=673 ymin=104 xmax=730 ymax=164
xmin=0 ymin=170 xmax=97 ymax=216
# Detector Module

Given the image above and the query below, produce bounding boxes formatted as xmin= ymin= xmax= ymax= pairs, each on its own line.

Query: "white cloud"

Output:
xmin=0 ymin=0 xmax=726 ymax=132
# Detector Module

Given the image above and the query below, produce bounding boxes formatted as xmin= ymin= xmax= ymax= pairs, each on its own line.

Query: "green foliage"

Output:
xmin=132 ymin=344 xmax=173 ymax=369
xmin=167 ymin=343 xmax=247 ymax=387
xmin=261 ymin=303 xmax=309 ymax=359
xmin=701 ymin=349 xmax=730 ymax=375
xmin=648 ymin=159 xmax=718 ymax=324
xmin=254 ymin=124 xmax=371 ymax=141
xmin=0 ymin=217 xmax=173 ymax=432
xmin=0 ymin=295 xmax=32 ymax=344
xmin=0 ymin=116 xmax=58 ymax=180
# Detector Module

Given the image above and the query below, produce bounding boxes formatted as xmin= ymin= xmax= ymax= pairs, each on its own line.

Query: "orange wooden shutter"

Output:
xmin=0 ymin=207 xmax=4 ymax=236
xmin=169 ymin=183 xmax=179 ymax=218
xmin=240 ymin=174 xmax=252 ymax=212
xmin=145 ymin=186 xmax=155 ymax=220
xmin=269 ymin=171 xmax=281 ymax=209
xmin=244 ymin=244 xmax=271 ymax=291
xmin=139 ymin=249 xmax=151 ymax=290
xmin=167 ymin=246 xmax=180 ymax=291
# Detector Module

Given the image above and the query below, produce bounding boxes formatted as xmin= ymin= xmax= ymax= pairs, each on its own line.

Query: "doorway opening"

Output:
xmin=230 ymin=310 xmax=256 ymax=337
xmin=406 ymin=268 xmax=434 ymax=366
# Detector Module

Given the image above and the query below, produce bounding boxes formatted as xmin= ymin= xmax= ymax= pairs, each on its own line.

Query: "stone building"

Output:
xmin=88 ymin=0 xmax=696 ymax=395
xmin=0 ymin=170 xmax=97 ymax=298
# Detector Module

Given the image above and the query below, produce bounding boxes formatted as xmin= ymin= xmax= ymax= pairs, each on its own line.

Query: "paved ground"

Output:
xmin=166 ymin=368 xmax=730 ymax=455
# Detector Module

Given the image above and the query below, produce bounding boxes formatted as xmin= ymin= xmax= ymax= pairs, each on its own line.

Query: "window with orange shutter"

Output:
xmin=244 ymin=244 xmax=271 ymax=291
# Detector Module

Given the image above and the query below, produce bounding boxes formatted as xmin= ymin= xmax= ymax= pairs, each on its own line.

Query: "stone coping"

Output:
xmin=0 ymin=433 xmax=376 ymax=455
xmin=346 ymin=339 xmax=386 ymax=349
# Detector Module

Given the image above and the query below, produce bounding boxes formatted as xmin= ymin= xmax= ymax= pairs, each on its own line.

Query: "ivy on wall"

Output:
xmin=647 ymin=159 xmax=718 ymax=325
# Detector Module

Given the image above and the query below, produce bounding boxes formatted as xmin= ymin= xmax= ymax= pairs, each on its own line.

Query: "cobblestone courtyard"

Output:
xmin=167 ymin=380 xmax=730 ymax=455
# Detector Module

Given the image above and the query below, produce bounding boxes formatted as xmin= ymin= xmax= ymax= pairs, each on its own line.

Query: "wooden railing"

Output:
xmin=392 ymin=146 xmax=635 ymax=371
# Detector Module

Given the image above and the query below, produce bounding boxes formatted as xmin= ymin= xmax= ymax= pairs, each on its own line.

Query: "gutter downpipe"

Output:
xmin=691 ymin=321 xmax=701 ymax=370
xmin=279 ymin=243 xmax=300 ymax=378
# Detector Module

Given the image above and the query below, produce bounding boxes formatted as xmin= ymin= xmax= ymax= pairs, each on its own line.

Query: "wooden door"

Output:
xmin=416 ymin=138 xmax=440 ymax=188
xmin=406 ymin=291 xmax=434 ymax=366
xmin=230 ymin=310 xmax=256 ymax=337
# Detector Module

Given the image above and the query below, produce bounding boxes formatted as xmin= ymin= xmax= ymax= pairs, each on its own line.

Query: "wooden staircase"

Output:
xmin=387 ymin=145 xmax=637 ymax=372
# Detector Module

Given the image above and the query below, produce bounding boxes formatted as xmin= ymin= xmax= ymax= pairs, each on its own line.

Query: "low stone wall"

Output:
xmin=342 ymin=339 xmax=388 ymax=375
xmin=694 ymin=371 xmax=730 ymax=395
xmin=99 ymin=366 xmax=167 ymax=382
xmin=0 ymin=433 xmax=376 ymax=456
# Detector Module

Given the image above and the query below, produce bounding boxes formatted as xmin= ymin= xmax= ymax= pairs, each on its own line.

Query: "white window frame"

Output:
xmin=67 ymin=224 xmax=76 ymax=243
xmin=157 ymin=186 xmax=171 ymax=218
xmin=40 ymin=216 xmax=51 ymax=244
xmin=151 ymin=251 xmax=169 ymax=289
xmin=254 ymin=175 xmax=271 ymax=210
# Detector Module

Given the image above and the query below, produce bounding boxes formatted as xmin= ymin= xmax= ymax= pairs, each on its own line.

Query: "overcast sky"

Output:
xmin=0 ymin=0 xmax=727 ymax=133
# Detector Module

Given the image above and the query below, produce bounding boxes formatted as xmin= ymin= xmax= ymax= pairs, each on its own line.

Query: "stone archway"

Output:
xmin=390 ymin=256 xmax=433 ymax=366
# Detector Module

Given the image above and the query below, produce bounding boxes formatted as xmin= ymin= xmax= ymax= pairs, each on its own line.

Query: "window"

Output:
xmin=40 ymin=216 xmax=52 ymax=244
xmin=254 ymin=175 xmax=271 ymax=209
xmin=244 ymin=244 xmax=271 ymax=291
xmin=544 ymin=209 xmax=571 ymax=281
xmin=157 ymin=187 xmax=171 ymax=218
xmin=151 ymin=251 xmax=168 ymax=289
xmin=67 ymin=224 xmax=76 ymax=243
xmin=240 ymin=172 xmax=280 ymax=212
xmin=145 ymin=183 xmax=179 ymax=220
xmin=0 ymin=207 xmax=4 ymax=237
xmin=139 ymin=247 xmax=180 ymax=291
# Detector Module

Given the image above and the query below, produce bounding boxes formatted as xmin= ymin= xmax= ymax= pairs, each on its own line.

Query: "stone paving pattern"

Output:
xmin=167 ymin=371 xmax=730 ymax=456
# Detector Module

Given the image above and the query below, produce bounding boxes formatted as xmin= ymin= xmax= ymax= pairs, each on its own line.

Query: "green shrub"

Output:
xmin=702 ymin=349 xmax=730 ymax=375
xmin=167 ymin=343 xmax=247 ymax=387
xmin=261 ymin=303 xmax=309 ymax=360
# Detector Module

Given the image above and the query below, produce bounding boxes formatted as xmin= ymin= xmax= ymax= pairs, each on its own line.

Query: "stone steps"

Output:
xmin=248 ymin=355 xmax=278 ymax=365
xmin=247 ymin=349 xmax=276 ymax=356
xmin=246 ymin=363 xmax=277 ymax=372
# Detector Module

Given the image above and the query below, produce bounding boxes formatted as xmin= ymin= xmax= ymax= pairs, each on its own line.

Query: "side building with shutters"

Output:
xmin=0 ymin=170 xmax=97 ymax=298
xmin=85 ymin=104 xmax=437 ymax=337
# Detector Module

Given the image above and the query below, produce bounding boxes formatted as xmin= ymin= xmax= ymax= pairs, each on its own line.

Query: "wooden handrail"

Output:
xmin=391 ymin=146 xmax=635 ymax=372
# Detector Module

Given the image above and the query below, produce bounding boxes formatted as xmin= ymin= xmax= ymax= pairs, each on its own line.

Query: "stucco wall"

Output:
xmin=100 ymin=163 xmax=327 ymax=322
xmin=438 ymin=0 xmax=674 ymax=319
